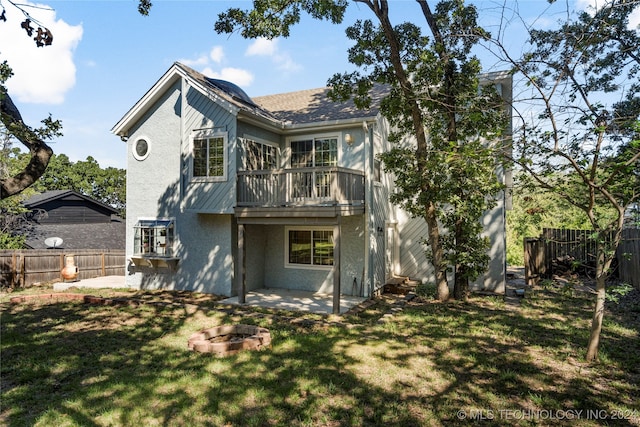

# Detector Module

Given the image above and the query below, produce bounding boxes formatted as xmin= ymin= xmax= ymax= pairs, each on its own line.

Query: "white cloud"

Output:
xmin=246 ymin=37 xmax=277 ymax=57
xmin=273 ymin=52 xmax=302 ymax=72
xmin=0 ymin=1 xmax=82 ymax=104
xmin=209 ymin=46 xmax=224 ymax=63
xmin=245 ymin=37 xmax=301 ymax=72
xmin=202 ymin=67 xmax=254 ymax=87
xmin=181 ymin=46 xmax=253 ymax=87
xmin=178 ymin=54 xmax=210 ymax=68
xmin=630 ymin=7 xmax=640 ymax=29
xmin=575 ymin=0 xmax=640 ymax=30
xmin=181 ymin=45 xmax=226 ymax=67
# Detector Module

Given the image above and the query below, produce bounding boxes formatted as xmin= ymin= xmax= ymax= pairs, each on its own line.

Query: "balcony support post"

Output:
xmin=236 ymin=223 xmax=246 ymax=304
xmin=332 ymin=218 xmax=341 ymax=314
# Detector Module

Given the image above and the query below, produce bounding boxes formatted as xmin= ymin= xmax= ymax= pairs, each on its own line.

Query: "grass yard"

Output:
xmin=1 ymin=284 xmax=639 ymax=426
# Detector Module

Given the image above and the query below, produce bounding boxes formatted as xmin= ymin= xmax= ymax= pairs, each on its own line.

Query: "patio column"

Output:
xmin=332 ymin=219 xmax=341 ymax=314
xmin=237 ymin=223 xmax=246 ymax=304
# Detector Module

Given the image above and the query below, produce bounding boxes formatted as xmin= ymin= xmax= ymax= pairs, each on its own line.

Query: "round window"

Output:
xmin=133 ymin=138 xmax=150 ymax=161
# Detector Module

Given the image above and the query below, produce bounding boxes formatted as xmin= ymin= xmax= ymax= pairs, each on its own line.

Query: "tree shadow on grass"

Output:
xmin=379 ymin=296 xmax=640 ymax=426
xmin=2 ymin=286 xmax=638 ymax=426
xmin=1 ymin=299 xmax=425 ymax=426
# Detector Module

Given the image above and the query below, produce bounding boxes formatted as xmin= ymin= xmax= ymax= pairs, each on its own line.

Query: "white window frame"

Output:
xmin=284 ymin=226 xmax=334 ymax=270
xmin=132 ymin=136 xmax=151 ymax=161
xmin=242 ymin=135 xmax=279 ymax=171
xmin=133 ymin=217 xmax=175 ymax=257
xmin=190 ymin=131 xmax=228 ymax=182
xmin=287 ymin=134 xmax=340 ymax=168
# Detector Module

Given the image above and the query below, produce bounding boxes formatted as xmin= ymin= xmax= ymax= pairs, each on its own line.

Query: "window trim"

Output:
xmin=287 ymin=134 xmax=340 ymax=168
xmin=242 ymin=135 xmax=279 ymax=171
xmin=190 ymin=131 xmax=228 ymax=182
xmin=132 ymin=136 xmax=151 ymax=161
xmin=133 ymin=217 xmax=175 ymax=258
xmin=284 ymin=226 xmax=334 ymax=270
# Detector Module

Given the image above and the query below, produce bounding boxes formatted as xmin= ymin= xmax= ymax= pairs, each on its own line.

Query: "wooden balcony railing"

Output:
xmin=237 ymin=167 xmax=365 ymax=207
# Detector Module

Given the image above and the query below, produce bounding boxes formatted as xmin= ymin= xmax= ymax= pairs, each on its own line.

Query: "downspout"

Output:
xmin=363 ymin=121 xmax=375 ymax=298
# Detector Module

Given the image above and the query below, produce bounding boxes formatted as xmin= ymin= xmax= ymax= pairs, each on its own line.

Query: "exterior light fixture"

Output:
xmin=345 ymin=133 xmax=354 ymax=145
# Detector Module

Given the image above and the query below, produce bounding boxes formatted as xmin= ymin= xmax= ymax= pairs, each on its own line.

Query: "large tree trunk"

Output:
xmin=585 ymin=276 xmax=606 ymax=362
xmin=585 ymin=226 xmax=623 ymax=362
xmin=0 ymin=88 xmax=53 ymax=198
xmin=426 ymin=201 xmax=449 ymax=300
xmin=369 ymin=0 xmax=450 ymax=299
xmin=419 ymin=0 xmax=462 ymax=299
xmin=585 ymin=240 xmax=607 ymax=362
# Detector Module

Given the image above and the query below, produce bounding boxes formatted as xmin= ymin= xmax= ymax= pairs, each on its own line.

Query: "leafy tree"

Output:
xmin=0 ymin=125 xmax=36 ymax=248
xmin=506 ymin=172 xmax=619 ymax=266
xmin=24 ymin=152 xmax=126 ymax=217
xmin=214 ymin=0 xmax=509 ymax=300
xmin=491 ymin=0 xmax=640 ymax=361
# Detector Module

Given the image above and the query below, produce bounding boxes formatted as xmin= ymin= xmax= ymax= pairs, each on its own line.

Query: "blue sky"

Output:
xmin=1 ymin=0 xmax=638 ymax=169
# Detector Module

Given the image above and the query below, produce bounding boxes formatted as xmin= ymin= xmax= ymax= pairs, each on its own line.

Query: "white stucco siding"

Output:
xmin=244 ymin=224 xmax=267 ymax=292
xmin=396 ymin=211 xmax=434 ymax=284
xmin=396 ymin=199 xmax=506 ymax=293
xmin=124 ymin=81 xmax=182 ymax=289
xmin=340 ymin=216 xmax=366 ymax=296
xmin=474 ymin=197 xmax=507 ymax=293
xmin=372 ymin=184 xmax=390 ymax=291
xmin=339 ymin=127 xmax=366 ymax=171
xmin=260 ymin=219 xmax=365 ymax=296
xmin=181 ymin=85 xmax=238 ymax=213
xmin=262 ymin=225 xmax=331 ymax=293
xmin=175 ymin=213 xmax=235 ymax=296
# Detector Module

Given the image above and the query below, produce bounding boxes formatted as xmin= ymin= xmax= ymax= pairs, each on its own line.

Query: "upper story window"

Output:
xmin=244 ymin=137 xmax=278 ymax=171
xmin=132 ymin=137 xmax=151 ymax=161
xmin=374 ymin=159 xmax=382 ymax=183
xmin=291 ymin=137 xmax=337 ymax=168
xmin=192 ymin=132 xmax=227 ymax=181
xmin=134 ymin=219 xmax=175 ymax=257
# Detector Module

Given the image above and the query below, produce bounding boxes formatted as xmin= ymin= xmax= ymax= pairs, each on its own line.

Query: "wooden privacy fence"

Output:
xmin=618 ymin=228 xmax=640 ymax=287
xmin=0 ymin=249 xmax=125 ymax=288
xmin=524 ymin=228 xmax=640 ymax=288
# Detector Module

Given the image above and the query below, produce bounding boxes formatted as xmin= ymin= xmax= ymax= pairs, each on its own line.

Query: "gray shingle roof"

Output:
xmin=23 ymin=220 xmax=125 ymax=250
xmin=252 ymin=85 xmax=387 ymax=125
xmin=177 ymin=63 xmax=280 ymax=123
xmin=177 ymin=62 xmax=387 ymax=126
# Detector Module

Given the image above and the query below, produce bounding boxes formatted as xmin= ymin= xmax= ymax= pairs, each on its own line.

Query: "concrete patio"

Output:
xmin=52 ymin=276 xmax=366 ymax=315
xmin=220 ymin=289 xmax=366 ymax=315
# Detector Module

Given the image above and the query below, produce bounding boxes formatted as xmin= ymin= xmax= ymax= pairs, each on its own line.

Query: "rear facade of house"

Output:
xmin=112 ymin=62 xmax=511 ymax=303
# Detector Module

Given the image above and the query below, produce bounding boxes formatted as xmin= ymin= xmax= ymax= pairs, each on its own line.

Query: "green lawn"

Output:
xmin=1 ymin=285 xmax=638 ymax=426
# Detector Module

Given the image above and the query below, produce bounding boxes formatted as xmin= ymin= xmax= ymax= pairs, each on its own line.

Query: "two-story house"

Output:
xmin=112 ymin=62 xmax=511 ymax=313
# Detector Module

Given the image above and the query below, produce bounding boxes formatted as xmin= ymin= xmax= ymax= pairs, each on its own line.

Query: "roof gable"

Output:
xmin=112 ymin=62 xmax=387 ymax=138
xmin=24 ymin=190 xmax=118 ymax=215
xmin=111 ymin=62 xmax=280 ymax=137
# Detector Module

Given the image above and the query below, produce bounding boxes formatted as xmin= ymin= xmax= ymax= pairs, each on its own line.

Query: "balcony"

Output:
xmin=236 ymin=167 xmax=365 ymax=218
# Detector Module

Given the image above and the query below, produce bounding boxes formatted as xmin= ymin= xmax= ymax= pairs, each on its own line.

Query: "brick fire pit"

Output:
xmin=187 ymin=324 xmax=271 ymax=356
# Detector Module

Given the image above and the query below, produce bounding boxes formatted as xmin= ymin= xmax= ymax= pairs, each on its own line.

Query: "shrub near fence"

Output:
xmin=0 ymin=249 xmax=125 ymax=288
xmin=524 ymin=228 xmax=640 ymax=289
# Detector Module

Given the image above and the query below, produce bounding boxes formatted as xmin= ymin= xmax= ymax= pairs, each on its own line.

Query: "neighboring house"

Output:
xmin=21 ymin=190 xmax=125 ymax=250
xmin=112 ymin=62 xmax=511 ymax=312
